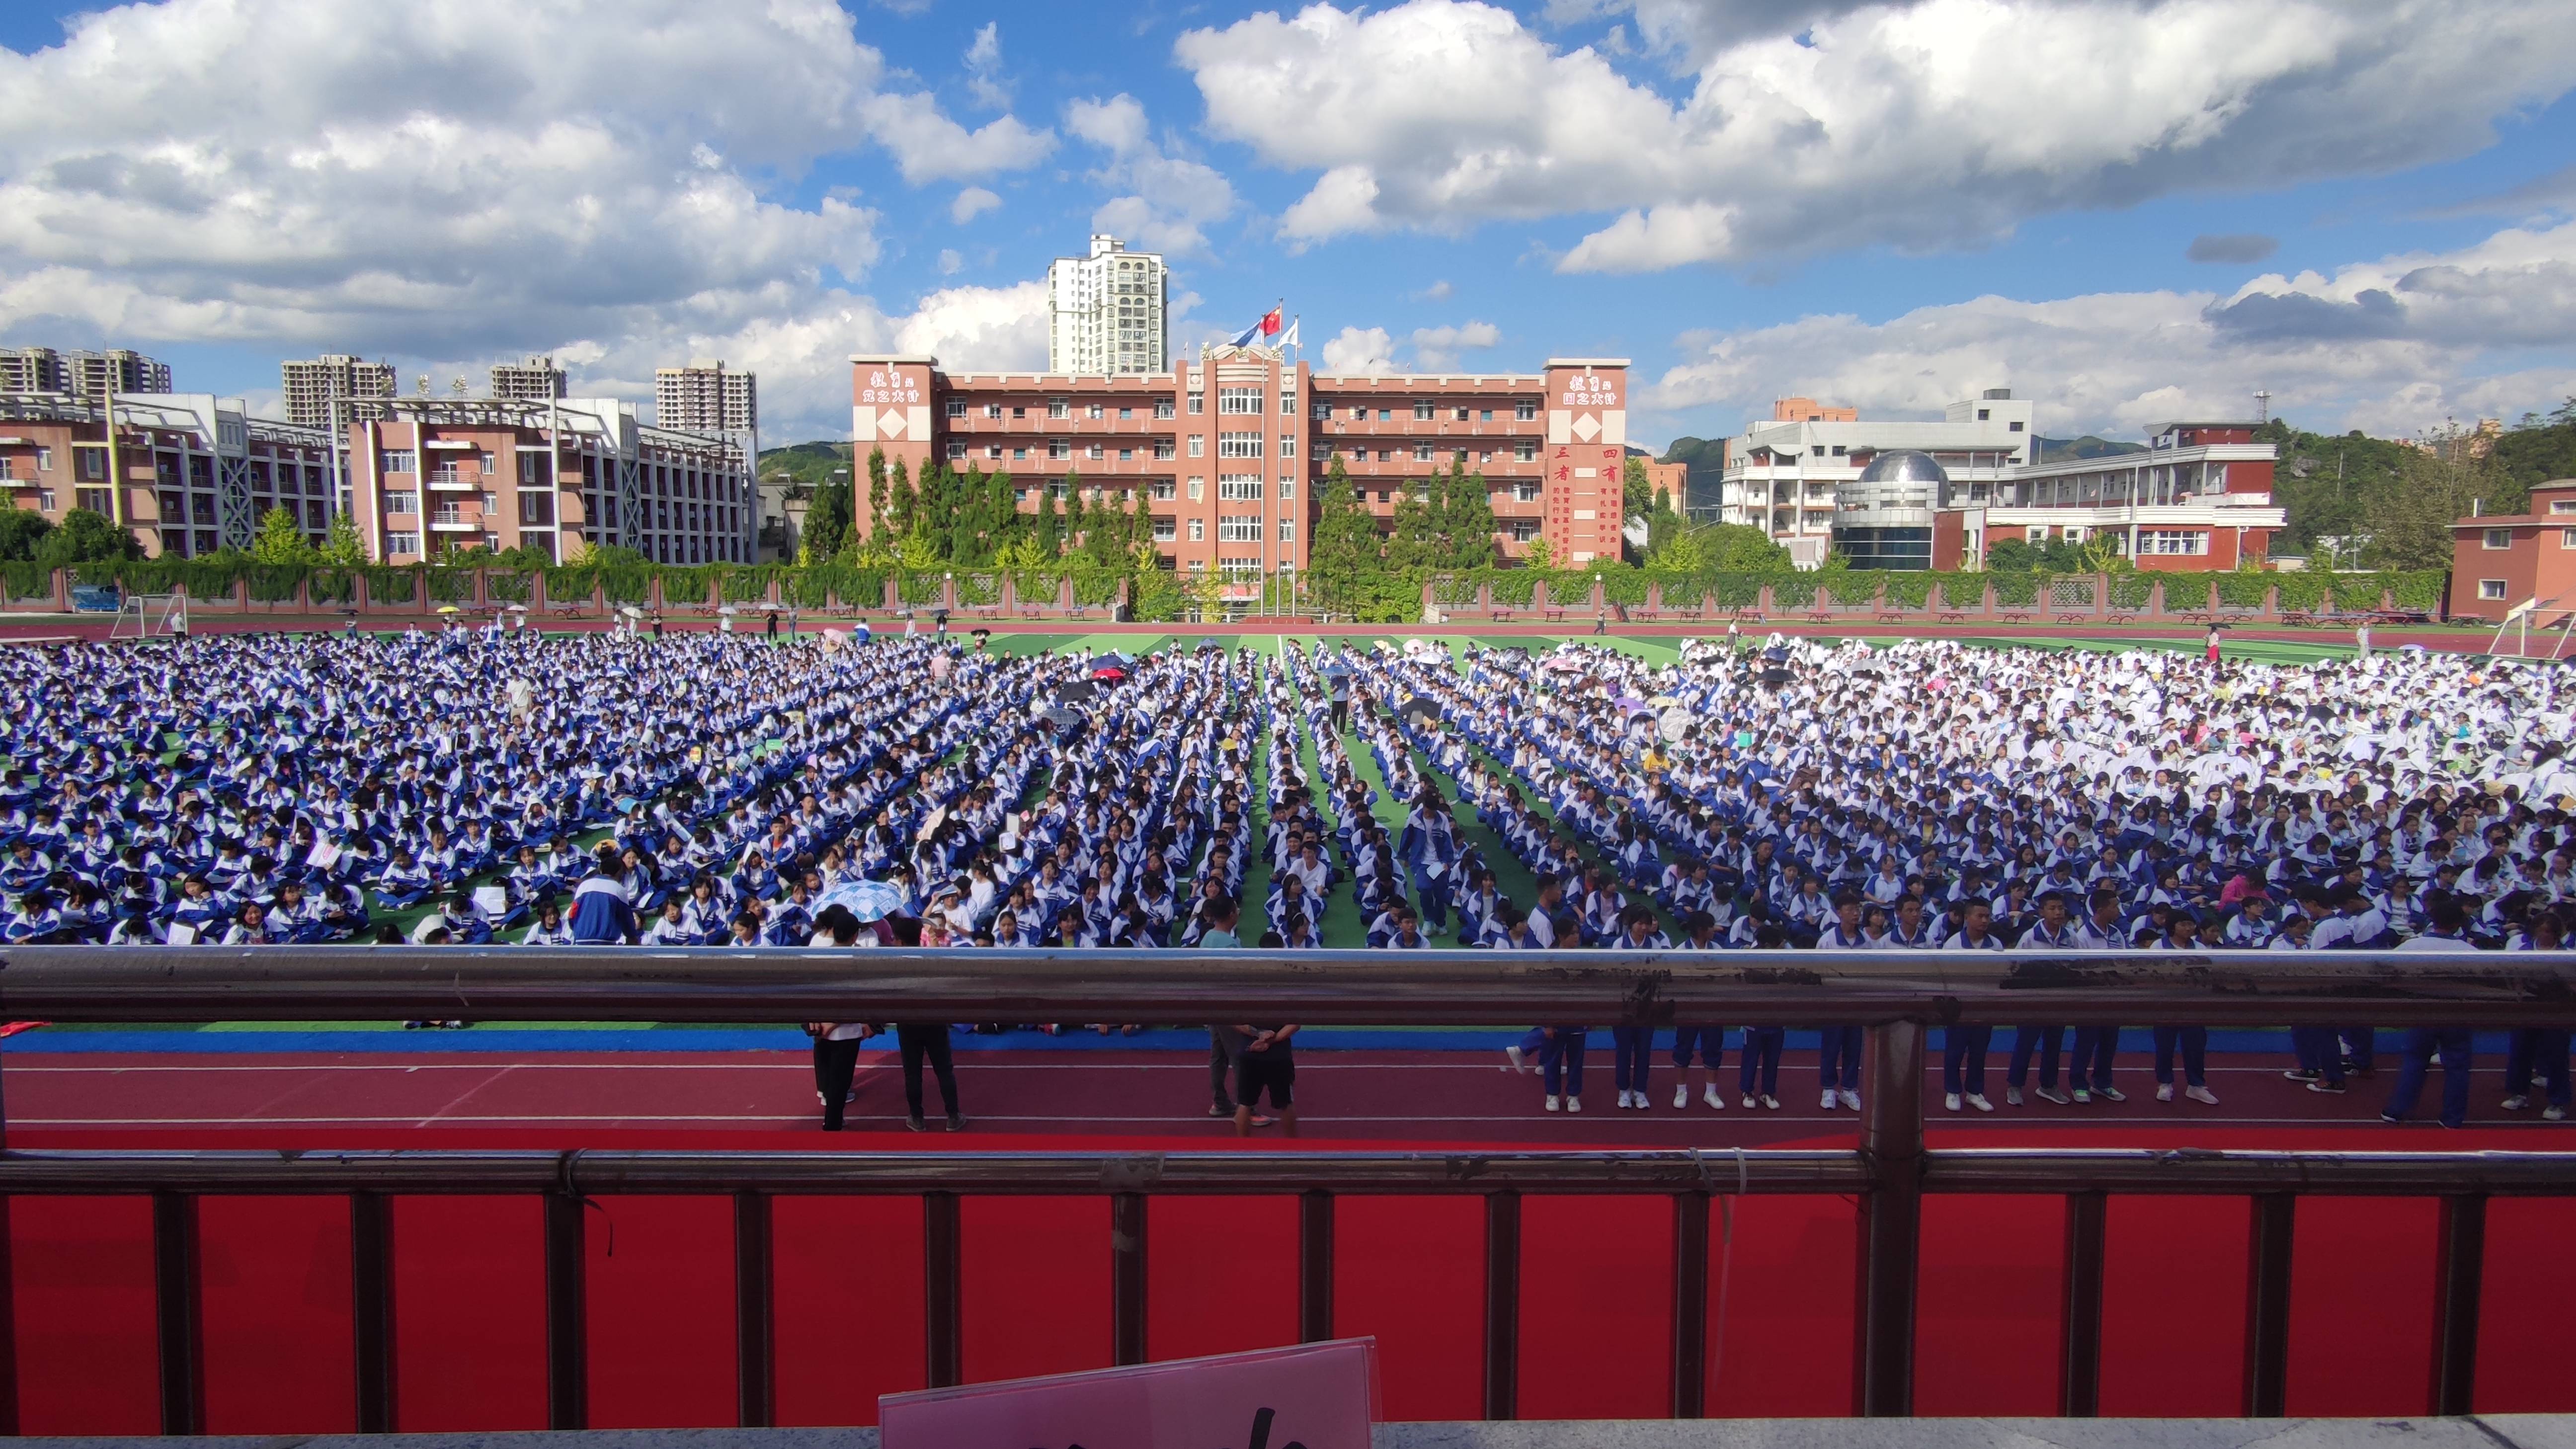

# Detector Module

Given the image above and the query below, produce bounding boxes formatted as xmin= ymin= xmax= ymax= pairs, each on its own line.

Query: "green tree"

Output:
xmin=885 ymin=457 xmax=917 ymax=539
xmin=1384 ymin=487 xmax=1439 ymax=574
xmin=1695 ymin=522 xmax=1789 ymax=572
xmin=1308 ymin=457 xmax=1383 ymax=615
xmin=804 ymin=471 xmax=854 ymax=562
xmin=319 ymin=509 xmax=366 ymax=566
xmin=1984 ymin=537 xmax=2040 ymax=571
xmin=1029 ymin=484 xmax=1061 ymax=557
xmin=2365 ymin=430 xmax=2495 ymax=570
xmin=251 ymin=505 xmax=314 ymax=564
xmin=1437 ymin=462 xmax=1496 ymax=570
xmin=0 ymin=507 xmax=54 ymax=562
xmin=35 ymin=507 xmax=140 ymax=568
xmin=1621 ymin=455 xmax=1653 ymax=521
xmin=863 ymin=447 xmax=889 ymax=539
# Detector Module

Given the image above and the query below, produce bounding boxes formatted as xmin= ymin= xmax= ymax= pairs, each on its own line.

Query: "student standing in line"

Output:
xmin=805 ymin=904 xmax=873 ymax=1131
xmin=1198 ymin=896 xmax=1268 ymax=1126
xmin=1232 ymin=1020 xmax=1300 ymax=1138
xmin=2381 ymin=894 xmax=2480 ymax=1128
xmin=1939 ymin=897 xmax=2002 ymax=1112
xmin=2067 ymin=888 xmax=2130 ymax=1104
xmin=1739 ymin=921 xmax=1789 ymax=1108
xmin=2503 ymin=911 xmax=2572 ymax=1122
xmin=1815 ymin=892 xmax=1876 ymax=1112
xmin=1670 ymin=909 xmax=1728 ymax=1110
xmin=2006 ymin=890 xmax=2079 ymax=1106
xmin=2151 ymin=914 xmax=2220 ymax=1106
xmin=1609 ymin=904 xmax=1673 ymax=1109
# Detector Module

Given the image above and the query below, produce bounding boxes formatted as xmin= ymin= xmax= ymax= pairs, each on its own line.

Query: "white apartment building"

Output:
xmin=489 ymin=355 xmax=567 ymax=402
xmin=1047 ymin=235 xmax=1168 ymax=375
xmin=281 ymin=354 xmax=398 ymax=427
xmin=1719 ymin=389 xmax=2034 ymax=565
xmin=655 ymin=359 xmax=758 ymax=434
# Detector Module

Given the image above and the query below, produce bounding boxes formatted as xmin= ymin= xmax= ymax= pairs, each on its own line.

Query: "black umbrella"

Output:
xmin=1760 ymin=667 xmax=1792 ymax=687
xmin=1054 ymin=679 xmax=1098 ymax=703
xmin=1401 ymin=696 xmax=1442 ymax=726
xmin=1095 ymin=651 xmax=1132 ymax=670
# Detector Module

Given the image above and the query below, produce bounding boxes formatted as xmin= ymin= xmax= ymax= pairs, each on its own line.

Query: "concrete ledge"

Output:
xmin=17 ymin=1420 xmax=2576 ymax=1449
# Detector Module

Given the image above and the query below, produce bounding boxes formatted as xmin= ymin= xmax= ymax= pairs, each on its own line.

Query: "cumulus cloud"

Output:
xmin=1064 ymin=93 xmax=1237 ymax=255
xmin=951 ymin=186 xmax=1003 ymax=223
xmin=1320 ymin=325 xmax=1398 ymax=374
xmin=964 ymin=22 xmax=1010 ymax=110
xmin=1175 ymin=0 xmax=2576 ymax=270
xmin=1410 ymin=320 xmax=1502 ymax=369
xmin=1417 ymin=280 xmax=1455 ymax=300
xmin=2188 ymin=233 xmax=2281 ymax=264
xmin=0 ymin=0 xmax=1060 ymax=441
xmin=1641 ymin=218 xmax=2576 ymax=441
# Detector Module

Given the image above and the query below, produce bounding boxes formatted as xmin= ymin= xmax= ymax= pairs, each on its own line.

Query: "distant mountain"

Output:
xmin=1659 ymin=435 xmax=1731 ymax=512
xmin=2036 ymin=435 xmax=2148 ymax=462
xmin=756 ymin=441 xmax=853 ymax=491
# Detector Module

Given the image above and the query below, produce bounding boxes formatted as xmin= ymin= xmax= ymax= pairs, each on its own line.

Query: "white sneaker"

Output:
xmin=1761 ymin=1095 xmax=1781 ymax=1110
xmin=1944 ymin=1093 xmax=1963 ymax=1112
xmin=2546 ymin=1106 xmax=2567 ymax=1122
xmin=2006 ymin=1087 xmax=2024 ymax=1107
xmin=1822 ymin=1089 xmax=1839 ymax=1110
xmin=1676 ymin=1084 xmax=1691 ymax=1109
xmin=1615 ymin=1090 xmax=1632 ymax=1109
xmin=2185 ymin=1085 xmax=2219 ymax=1106
xmin=1545 ymin=1094 xmax=1561 ymax=1112
xmin=1966 ymin=1093 xmax=1994 ymax=1113
xmin=1566 ymin=1095 xmax=1583 ymax=1114
xmin=1838 ymin=1090 xmax=1861 ymax=1111
xmin=1743 ymin=1094 xmax=1759 ymax=1109
xmin=2155 ymin=1083 xmax=2174 ymax=1102
xmin=2502 ymin=1095 xmax=2532 ymax=1111
xmin=1633 ymin=1089 xmax=1650 ymax=1110
xmin=1705 ymin=1085 xmax=1726 ymax=1110
xmin=2037 ymin=1087 xmax=2072 ymax=1105
xmin=1505 ymin=1046 xmax=1529 ymax=1074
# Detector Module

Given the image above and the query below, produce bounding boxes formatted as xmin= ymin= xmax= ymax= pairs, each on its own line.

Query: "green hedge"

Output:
xmin=246 ymin=564 xmax=304 ymax=603
xmin=1 ymin=559 xmax=45 ymax=601
xmin=2384 ymin=571 xmax=2446 ymax=611
xmin=720 ymin=566 xmax=777 ymax=604
xmin=1881 ymin=573 xmax=1935 ymax=610
xmin=1487 ymin=571 xmax=1537 ymax=606
xmin=2215 ymin=572 xmax=2272 ymax=609
xmin=2108 ymin=573 xmax=2156 ymax=609
xmin=1652 ymin=572 xmax=1703 ymax=609
xmin=896 ymin=571 xmax=944 ymax=606
xmin=1989 ymin=573 xmax=2041 ymax=607
xmin=424 ymin=567 xmax=475 ymax=603
xmin=483 ymin=570 xmax=532 ymax=604
xmin=307 ymin=569 xmax=355 ymax=604
xmin=361 ymin=564 xmax=415 ymax=607
xmin=958 ymin=572 xmax=1001 ymax=607
xmin=1770 ymin=573 xmax=1820 ymax=609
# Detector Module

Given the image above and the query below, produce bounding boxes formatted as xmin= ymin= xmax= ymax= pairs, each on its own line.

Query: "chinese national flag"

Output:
xmin=1259 ymin=307 xmax=1283 ymax=337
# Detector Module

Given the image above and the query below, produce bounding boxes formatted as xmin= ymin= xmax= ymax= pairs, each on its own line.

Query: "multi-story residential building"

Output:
xmin=850 ymin=347 xmax=1631 ymax=578
xmin=0 ymin=392 xmax=339 ymax=558
xmin=1718 ymin=391 xmax=2280 ymax=569
xmin=2447 ymin=480 xmax=2576 ymax=622
xmin=281 ymin=355 xmax=398 ymax=428
xmin=1046 ymin=236 xmax=1168 ymax=376
xmin=488 ymin=356 xmax=567 ymax=402
xmin=65 ymin=348 xmax=173 ymax=399
xmin=655 ymin=360 xmax=758 ymax=434
xmin=344 ymin=397 xmax=752 ymax=565
xmin=0 ymin=346 xmax=69 ymax=394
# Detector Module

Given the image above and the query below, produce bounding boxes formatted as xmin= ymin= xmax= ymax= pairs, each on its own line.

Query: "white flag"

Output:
xmin=1281 ymin=316 xmax=1300 ymax=348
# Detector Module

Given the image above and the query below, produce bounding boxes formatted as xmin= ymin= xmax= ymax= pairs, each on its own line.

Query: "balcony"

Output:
xmin=428 ymin=506 xmax=481 ymax=531
xmin=427 ymin=467 xmax=476 ymax=491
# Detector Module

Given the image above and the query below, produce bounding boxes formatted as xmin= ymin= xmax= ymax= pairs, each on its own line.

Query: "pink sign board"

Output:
xmin=879 ymin=1338 xmax=1376 ymax=1449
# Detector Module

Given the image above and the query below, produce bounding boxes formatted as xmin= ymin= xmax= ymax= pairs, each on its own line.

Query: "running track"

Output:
xmin=10 ymin=1046 xmax=2564 ymax=1141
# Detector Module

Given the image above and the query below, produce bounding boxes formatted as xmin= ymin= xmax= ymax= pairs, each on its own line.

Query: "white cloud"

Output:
xmin=1410 ymin=319 xmax=1502 ymax=369
xmin=1320 ymin=325 xmax=1398 ymax=374
xmin=0 ymin=0 xmax=1059 ymax=442
xmin=1065 ymin=93 xmax=1238 ymax=256
xmin=951 ymin=186 xmax=1002 ymax=223
xmin=964 ymin=22 xmax=1011 ymax=110
xmin=1417 ymin=279 xmax=1454 ymax=300
xmin=937 ymin=248 xmax=964 ymax=275
xmin=1640 ymin=218 xmax=2576 ymax=442
xmin=1175 ymin=0 xmax=2576 ymax=270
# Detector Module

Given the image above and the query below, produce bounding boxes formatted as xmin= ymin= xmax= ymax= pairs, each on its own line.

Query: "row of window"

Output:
xmin=1315 ymin=400 xmax=1540 ymax=423
xmin=950 ymin=399 xmax=1185 ymax=421
xmin=2482 ymin=525 xmax=2576 ymax=550
xmin=1334 ymin=441 xmax=1539 ymax=463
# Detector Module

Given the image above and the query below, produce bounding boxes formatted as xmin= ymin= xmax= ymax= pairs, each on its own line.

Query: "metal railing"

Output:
xmin=1 ymin=945 xmax=2574 ymax=1436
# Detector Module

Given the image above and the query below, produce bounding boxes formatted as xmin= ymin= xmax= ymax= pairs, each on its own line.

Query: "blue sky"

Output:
xmin=3 ymin=0 xmax=2575 ymax=448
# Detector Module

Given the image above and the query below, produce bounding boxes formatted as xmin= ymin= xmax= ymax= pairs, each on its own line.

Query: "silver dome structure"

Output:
xmin=1833 ymin=449 xmax=1952 ymax=569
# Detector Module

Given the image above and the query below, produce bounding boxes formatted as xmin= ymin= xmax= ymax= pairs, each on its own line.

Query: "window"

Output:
xmin=1188 ymin=435 xmax=1205 ymax=458
xmin=1150 ymin=479 xmax=1176 ymax=501
xmin=74 ymin=485 xmax=110 ymax=513
xmin=1409 ymin=401 xmax=1432 ymax=421
xmin=1278 ymin=478 xmax=1295 ymax=499
xmin=78 ymin=448 xmax=105 ymax=480
xmin=1513 ymin=483 xmax=1541 ymax=502
xmin=1153 ymin=441 xmax=1175 ymax=460
xmin=1188 ymin=518 xmax=1205 ymax=541
xmin=1085 ymin=443 xmax=1104 ymax=461
xmin=2485 ymin=528 xmax=2514 ymax=550
xmin=1279 ymin=436 xmax=1296 ymax=458
xmin=2139 ymin=530 xmax=2207 ymax=556
xmin=381 ymin=450 xmax=416 ymax=475
xmin=984 ymin=403 xmax=1003 ymax=419
xmin=1087 ymin=403 xmax=1104 ymax=420
xmin=2009 ymin=421 xmax=2025 ymax=432
xmin=1188 ymin=394 xmax=1204 ymax=415
xmin=2480 ymin=578 xmax=2508 ymax=600
xmin=1977 ymin=408 xmax=1990 ymax=420
xmin=2562 ymin=528 xmax=2576 ymax=550
xmin=985 ymin=444 xmax=1004 ymax=460
xmin=1048 ymin=439 xmax=1070 ymax=460
xmin=1312 ymin=402 xmax=1333 ymax=420
xmin=385 ymin=490 xmax=418 ymax=515
xmin=947 ymin=442 xmax=966 ymax=461
xmin=1154 ymin=400 xmax=1175 ymax=419
xmin=1515 ymin=401 xmax=1537 ymax=421
xmin=34 ymin=447 xmax=51 ymax=472
xmin=1413 ymin=443 xmax=1434 ymax=462
xmin=1218 ymin=387 xmax=1263 ymax=414
xmin=520 ymin=492 xmax=554 ymax=525
xmin=1218 ymin=432 xmax=1264 ymax=458
xmin=1218 ymin=514 xmax=1263 ymax=542
xmin=1011 ymin=406 xmax=1026 ymax=419
xmin=1048 ymin=399 xmax=1069 ymax=419
xmin=1378 ymin=409 xmax=1393 ymax=422
xmin=1219 ymin=475 xmax=1263 ymax=500
xmin=1282 ymin=395 xmax=1297 ymax=415
xmin=1188 ymin=477 xmax=1205 ymax=500
xmin=1830 ymin=445 xmax=1846 ymax=456
xmin=387 ymin=531 xmax=420 ymax=556
xmin=1516 ymin=441 xmax=1537 ymax=462
xmin=1012 ymin=446 xmax=1028 ymax=461
xmin=1480 ymin=409 xmax=1495 ymax=422
xmin=34 ymin=488 xmax=53 ymax=511
xmin=1278 ymin=518 xmax=1295 ymax=542
xmin=1507 ymin=520 xmax=1539 ymax=542
xmin=1118 ymin=448 xmax=1134 ymax=461
xmin=1152 ymin=516 xmax=1176 ymax=542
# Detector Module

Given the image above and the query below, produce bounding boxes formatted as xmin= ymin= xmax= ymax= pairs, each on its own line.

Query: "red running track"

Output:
xmin=9 ymin=1048 xmax=2576 ymax=1433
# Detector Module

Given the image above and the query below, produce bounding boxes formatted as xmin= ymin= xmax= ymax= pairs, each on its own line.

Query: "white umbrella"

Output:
xmin=815 ymin=878 xmax=910 ymax=924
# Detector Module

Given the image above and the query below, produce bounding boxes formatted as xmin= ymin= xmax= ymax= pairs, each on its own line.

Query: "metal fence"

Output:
xmin=2 ymin=945 xmax=2574 ymax=1436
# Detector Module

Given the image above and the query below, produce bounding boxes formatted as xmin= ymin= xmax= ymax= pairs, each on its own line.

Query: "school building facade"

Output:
xmin=0 ymin=392 xmax=339 ymax=558
xmin=849 ymin=346 xmax=1635 ymax=578
xmin=2447 ymin=479 xmax=2576 ymax=623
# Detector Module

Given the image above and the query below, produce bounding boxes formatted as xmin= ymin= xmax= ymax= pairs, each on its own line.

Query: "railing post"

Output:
xmin=2243 ymin=1193 xmax=2295 ymax=1417
xmin=544 ymin=1189 xmax=588 ymax=1430
xmin=1299 ymin=1190 xmax=1335 ymax=1344
xmin=1483 ymin=1191 xmax=1521 ymax=1421
xmin=1672 ymin=1191 xmax=1710 ymax=1418
xmin=734 ymin=1190 xmax=775 ymax=1428
xmin=152 ymin=1189 xmax=205 ymax=1436
xmin=352 ymin=1191 xmax=397 ymax=1433
xmin=2058 ymin=1190 xmax=2106 ymax=1417
xmin=924 ymin=1191 xmax=963 ymax=1389
xmin=1854 ymin=1019 xmax=1924 ymax=1417
xmin=1112 ymin=1192 xmax=1148 ymax=1367
xmin=2429 ymin=1194 xmax=2486 ymax=1415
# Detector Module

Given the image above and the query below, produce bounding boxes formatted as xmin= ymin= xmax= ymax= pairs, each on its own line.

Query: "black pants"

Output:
xmin=899 ymin=1023 xmax=961 ymax=1119
xmin=1209 ymin=1027 xmax=1239 ymax=1112
xmin=814 ymin=1035 xmax=864 ymax=1131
